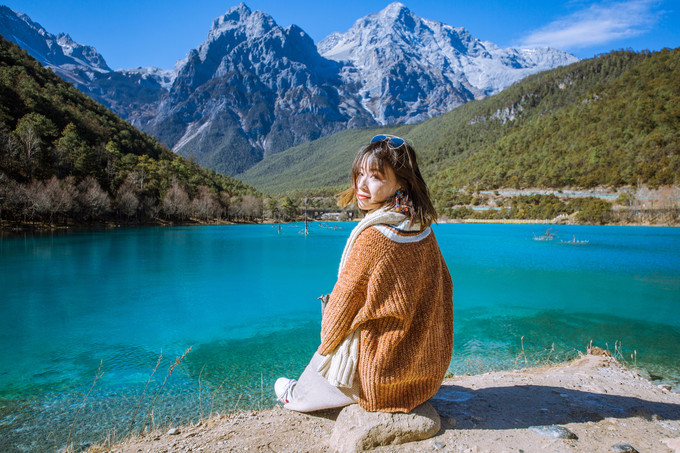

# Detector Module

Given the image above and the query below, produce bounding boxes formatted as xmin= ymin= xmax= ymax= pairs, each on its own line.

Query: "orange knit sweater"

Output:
xmin=318 ymin=224 xmax=453 ymax=413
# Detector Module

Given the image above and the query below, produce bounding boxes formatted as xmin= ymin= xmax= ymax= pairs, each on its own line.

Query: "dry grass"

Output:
xmin=66 ymin=360 xmax=103 ymax=452
xmin=127 ymin=350 xmax=163 ymax=437
xmin=61 ymin=347 xmax=196 ymax=452
xmin=143 ymin=346 xmax=193 ymax=433
xmin=450 ymin=337 xmax=635 ymax=379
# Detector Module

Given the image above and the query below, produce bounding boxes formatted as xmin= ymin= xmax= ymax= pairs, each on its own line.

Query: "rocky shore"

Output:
xmin=101 ymin=350 xmax=680 ymax=452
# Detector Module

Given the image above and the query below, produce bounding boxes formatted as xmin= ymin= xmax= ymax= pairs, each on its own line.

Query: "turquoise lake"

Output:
xmin=1 ymin=223 xmax=679 ymax=451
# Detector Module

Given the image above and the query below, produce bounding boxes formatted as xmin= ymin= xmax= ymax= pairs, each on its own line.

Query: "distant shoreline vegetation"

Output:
xmin=437 ymin=187 xmax=680 ymax=225
xmin=1 ymin=186 xmax=679 ymax=233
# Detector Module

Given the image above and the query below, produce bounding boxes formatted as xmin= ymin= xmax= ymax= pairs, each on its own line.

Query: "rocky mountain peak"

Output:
xmin=380 ymin=2 xmax=410 ymax=20
xmin=174 ymin=3 xmax=333 ymax=92
xmin=56 ymin=32 xmax=75 ymax=46
xmin=55 ymin=32 xmax=110 ymax=71
xmin=208 ymin=3 xmax=276 ymax=42
xmin=318 ymin=4 xmax=578 ymax=125
xmin=175 ymin=3 xmax=281 ymax=79
xmin=0 ymin=6 xmax=111 ymax=73
xmin=146 ymin=3 xmax=371 ymax=173
xmin=212 ymin=2 xmax=252 ymax=27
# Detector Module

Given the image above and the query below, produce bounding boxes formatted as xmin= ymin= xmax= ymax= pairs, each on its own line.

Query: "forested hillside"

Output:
xmin=0 ymin=36 xmax=260 ymax=227
xmin=240 ymin=48 xmax=680 ymax=201
xmin=420 ymin=48 xmax=679 ymax=199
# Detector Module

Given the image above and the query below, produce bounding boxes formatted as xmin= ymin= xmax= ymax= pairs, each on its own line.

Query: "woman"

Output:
xmin=275 ymin=134 xmax=453 ymax=413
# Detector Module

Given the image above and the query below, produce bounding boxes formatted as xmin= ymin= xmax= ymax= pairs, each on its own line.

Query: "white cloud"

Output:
xmin=520 ymin=0 xmax=662 ymax=50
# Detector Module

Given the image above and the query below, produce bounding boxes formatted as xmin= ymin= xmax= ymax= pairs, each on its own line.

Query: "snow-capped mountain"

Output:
xmin=318 ymin=2 xmax=579 ymax=124
xmin=145 ymin=2 xmax=577 ymax=174
xmin=145 ymin=3 xmax=375 ymax=175
xmin=0 ymin=5 xmax=110 ymax=85
xmin=120 ymin=67 xmax=177 ymax=91
xmin=0 ymin=5 xmax=171 ymax=125
xmin=1 ymin=2 xmax=579 ymax=177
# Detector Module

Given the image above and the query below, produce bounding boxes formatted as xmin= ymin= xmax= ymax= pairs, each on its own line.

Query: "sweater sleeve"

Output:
xmin=318 ymin=228 xmax=382 ymax=356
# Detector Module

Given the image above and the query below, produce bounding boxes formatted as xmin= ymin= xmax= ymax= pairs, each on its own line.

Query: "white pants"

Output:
xmin=284 ymin=352 xmax=360 ymax=412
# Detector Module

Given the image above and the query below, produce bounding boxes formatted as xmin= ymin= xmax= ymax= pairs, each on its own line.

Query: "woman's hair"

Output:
xmin=337 ymin=136 xmax=438 ymax=227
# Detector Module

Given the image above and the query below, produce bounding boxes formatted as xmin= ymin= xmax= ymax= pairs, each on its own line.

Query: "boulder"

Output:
xmin=329 ymin=402 xmax=441 ymax=452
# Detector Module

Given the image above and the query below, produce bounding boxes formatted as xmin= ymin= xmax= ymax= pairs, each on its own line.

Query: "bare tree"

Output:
xmin=116 ymin=176 xmax=140 ymax=220
xmin=191 ymin=185 xmax=220 ymax=222
xmin=22 ymin=180 xmax=49 ymax=222
xmin=219 ymin=191 xmax=231 ymax=220
xmin=229 ymin=195 xmax=244 ymax=220
xmin=18 ymin=177 xmax=77 ymax=224
xmin=1 ymin=175 xmax=26 ymax=222
xmin=241 ymin=194 xmax=263 ymax=221
xmin=162 ymin=182 xmax=191 ymax=221
xmin=17 ymin=121 xmax=40 ymax=180
xmin=43 ymin=177 xmax=76 ymax=224
xmin=78 ymin=176 xmax=111 ymax=221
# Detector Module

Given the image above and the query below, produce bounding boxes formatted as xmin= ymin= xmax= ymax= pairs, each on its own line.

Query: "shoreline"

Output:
xmin=93 ymin=350 xmax=680 ymax=453
xmin=1 ymin=217 xmax=677 ymax=236
xmin=440 ymin=218 xmax=680 ymax=227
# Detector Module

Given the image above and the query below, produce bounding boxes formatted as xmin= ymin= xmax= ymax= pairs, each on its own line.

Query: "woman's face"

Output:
xmin=355 ymin=155 xmax=400 ymax=212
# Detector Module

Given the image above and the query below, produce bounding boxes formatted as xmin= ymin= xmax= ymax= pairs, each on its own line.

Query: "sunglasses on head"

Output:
xmin=370 ymin=134 xmax=406 ymax=149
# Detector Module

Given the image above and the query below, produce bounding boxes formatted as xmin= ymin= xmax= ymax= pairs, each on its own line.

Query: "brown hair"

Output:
xmin=337 ymin=137 xmax=437 ymax=227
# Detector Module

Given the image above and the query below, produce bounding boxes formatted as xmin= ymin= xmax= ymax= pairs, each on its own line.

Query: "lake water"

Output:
xmin=1 ymin=223 xmax=679 ymax=451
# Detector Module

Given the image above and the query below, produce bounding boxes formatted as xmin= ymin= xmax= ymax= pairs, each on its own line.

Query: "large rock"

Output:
xmin=329 ymin=402 xmax=441 ymax=452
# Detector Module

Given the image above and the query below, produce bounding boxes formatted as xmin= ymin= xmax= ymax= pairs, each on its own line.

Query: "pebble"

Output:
xmin=167 ymin=427 xmax=181 ymax=436
xmin=659 ymin=385 xmax=672 ymax=392
xmin=610 ymin=444 xmax=639 ymax=453
xmin=432 ymin=441 xmax=445 ymax=450
xmin=529 ymin=424 xmax=578 ymax=440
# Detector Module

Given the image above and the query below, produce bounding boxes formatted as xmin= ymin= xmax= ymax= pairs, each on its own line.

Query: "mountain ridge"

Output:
xmin=0 ymin=2 xmax=579 ymax=177
xmin=144 ymin=3 xmax=375 ymax=175
xmin=239 ymin=48 xmax=679 ymax=197
xmin=0 ymin=6 xmax=111 ymax=73
xmin=318 ymin=2 xmax=578 ymax=125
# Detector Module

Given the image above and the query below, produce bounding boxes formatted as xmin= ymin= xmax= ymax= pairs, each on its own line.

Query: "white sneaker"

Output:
xmin=275 ymin=377 xmax=297 ymax=404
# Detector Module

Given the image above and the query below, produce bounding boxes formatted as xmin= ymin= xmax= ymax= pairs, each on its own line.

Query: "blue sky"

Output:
xmin=3 ymin=0 xmax=679 ymax=70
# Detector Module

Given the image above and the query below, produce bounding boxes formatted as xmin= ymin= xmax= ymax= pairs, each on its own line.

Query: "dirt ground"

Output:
xmin=102 ymin=350 xmax=680 ymax=452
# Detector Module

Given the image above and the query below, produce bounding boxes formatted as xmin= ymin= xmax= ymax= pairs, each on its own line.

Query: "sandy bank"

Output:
xmin=102 ymin=351 xmax=680 ymax=452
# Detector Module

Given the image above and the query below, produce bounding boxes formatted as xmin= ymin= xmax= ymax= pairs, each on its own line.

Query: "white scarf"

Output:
xmin=317 ymin=206 xmax=409 ymax=388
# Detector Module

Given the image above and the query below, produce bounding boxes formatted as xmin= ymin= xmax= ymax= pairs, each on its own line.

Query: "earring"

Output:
xmin=395 ymin=189 xmax=409 ymax=213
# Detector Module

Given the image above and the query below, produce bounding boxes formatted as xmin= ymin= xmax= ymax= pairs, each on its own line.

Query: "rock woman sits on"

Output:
xmin=275 ymin=134 xmax=454 ymax=414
